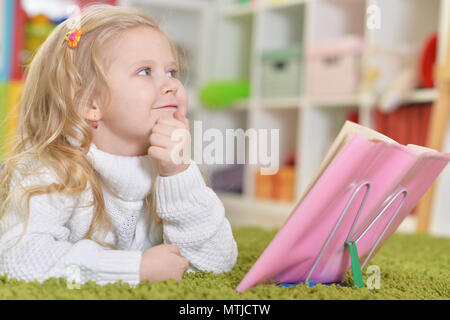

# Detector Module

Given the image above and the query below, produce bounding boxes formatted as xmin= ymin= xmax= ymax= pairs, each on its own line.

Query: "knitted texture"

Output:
xmin=0 ymin=143 xmax=237 ymax=286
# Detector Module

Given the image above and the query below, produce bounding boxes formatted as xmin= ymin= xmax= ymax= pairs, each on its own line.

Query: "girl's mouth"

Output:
xmin=155 ymin=105 xmax=177 ymax=109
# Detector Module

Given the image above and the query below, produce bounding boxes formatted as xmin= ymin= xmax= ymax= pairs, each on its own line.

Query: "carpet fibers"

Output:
xmin=0 ymin=226 xmax=449 ymax=300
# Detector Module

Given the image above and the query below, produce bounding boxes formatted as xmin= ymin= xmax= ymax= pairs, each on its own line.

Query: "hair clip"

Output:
xmin=65 ymin=29 xmax=83 ymax=49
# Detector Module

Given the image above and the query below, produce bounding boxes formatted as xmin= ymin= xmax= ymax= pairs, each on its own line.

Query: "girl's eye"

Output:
xmin=167 ymin=69 xmax=178 ymax=78
xmin=137 ymin=68 xmax=177 ymax=78
xmin=138 ymin=68 xmax=151 ymax=76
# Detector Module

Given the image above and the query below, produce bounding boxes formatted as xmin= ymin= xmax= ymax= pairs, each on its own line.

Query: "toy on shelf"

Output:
xmin=419 ymin=33 xmax=438 ymax=89
xmin=360 ymin=43 xmax=421 ymax=113
xmin=199 ymin=80 xmax=250 ymax=110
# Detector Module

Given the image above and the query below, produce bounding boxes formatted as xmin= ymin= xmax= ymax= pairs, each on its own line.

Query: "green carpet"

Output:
xmin=0 ymin=226 xmax=449 ymax=300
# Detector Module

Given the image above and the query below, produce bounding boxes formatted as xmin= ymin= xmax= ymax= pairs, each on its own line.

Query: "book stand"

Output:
xmin=279 ymin=181 xmax=408 ymax=288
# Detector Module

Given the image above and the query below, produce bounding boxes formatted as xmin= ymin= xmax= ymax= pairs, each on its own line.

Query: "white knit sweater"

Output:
xmin=0 ymin=143 xmax=238 ymax=286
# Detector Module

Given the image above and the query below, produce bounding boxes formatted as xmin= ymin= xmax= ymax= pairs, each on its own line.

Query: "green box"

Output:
xmin=261 ymin=45 xmax=302 ymax=98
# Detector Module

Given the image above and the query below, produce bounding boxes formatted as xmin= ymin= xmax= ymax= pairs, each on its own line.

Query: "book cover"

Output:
xmin=236 ymin=121 xmax=450 ymax=292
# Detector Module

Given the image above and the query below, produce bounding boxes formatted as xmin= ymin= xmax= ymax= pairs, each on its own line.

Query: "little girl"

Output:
xmin=0 ymin=4 xmax=237 ymax=286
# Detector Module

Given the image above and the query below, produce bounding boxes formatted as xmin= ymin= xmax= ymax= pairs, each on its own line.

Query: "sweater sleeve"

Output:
xmin=0 ymin=170 xmax=142 ymax=286
xmin=155 ymin=161 xmax=238 ymax=273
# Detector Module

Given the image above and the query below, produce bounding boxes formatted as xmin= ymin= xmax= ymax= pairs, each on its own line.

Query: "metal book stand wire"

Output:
xmin=280 ymin=181 xmax=408 ymax=288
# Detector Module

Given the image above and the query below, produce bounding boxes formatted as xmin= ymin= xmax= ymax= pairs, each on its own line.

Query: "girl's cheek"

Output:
xmin=177 ymin=91 xmax=189 ymax=115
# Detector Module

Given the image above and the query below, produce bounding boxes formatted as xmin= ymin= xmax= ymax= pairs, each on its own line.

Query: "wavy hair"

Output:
xmin=0 ymin=4 xmax=190 ymax=251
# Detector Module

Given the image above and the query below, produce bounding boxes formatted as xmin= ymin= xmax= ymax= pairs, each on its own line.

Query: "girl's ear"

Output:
xmin=82 ymin=102 xmax=103 ymax=122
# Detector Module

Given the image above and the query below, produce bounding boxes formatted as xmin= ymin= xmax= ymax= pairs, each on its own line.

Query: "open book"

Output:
xmin=236 ymin=121 xmax=450 ymax=292
xmin=297 ymin=120 xmax=438 ymax=207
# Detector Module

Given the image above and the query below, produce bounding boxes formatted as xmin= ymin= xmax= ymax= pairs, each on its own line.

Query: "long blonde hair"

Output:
xmin=0 ymin=4 xmax=185 ymax=250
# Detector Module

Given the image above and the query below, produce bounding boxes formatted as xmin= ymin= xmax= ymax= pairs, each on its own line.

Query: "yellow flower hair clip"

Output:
xmin=65 ymin=29 xmax=83 ymax=49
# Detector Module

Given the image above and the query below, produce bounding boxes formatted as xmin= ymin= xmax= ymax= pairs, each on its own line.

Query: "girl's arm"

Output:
xmin=154 ymin=161 xmax=238 ymax=273
xmin=0 ymin=171 xmax=142 ymax=286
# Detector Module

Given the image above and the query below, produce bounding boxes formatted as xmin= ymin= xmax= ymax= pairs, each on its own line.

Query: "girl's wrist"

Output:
xmin=159 ymin=162 xmax=191 ymax=177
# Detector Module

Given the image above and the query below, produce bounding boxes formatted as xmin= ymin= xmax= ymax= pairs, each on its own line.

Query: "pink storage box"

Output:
xmin=306 ymin=36 xmax=364 ymax=97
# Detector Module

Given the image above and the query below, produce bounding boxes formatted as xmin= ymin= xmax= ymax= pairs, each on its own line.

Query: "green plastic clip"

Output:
xmin=346 ymin=241 xmax=364 ymax=288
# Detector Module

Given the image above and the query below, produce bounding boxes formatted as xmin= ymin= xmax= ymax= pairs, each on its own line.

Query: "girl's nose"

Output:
xmin=160 ymin=77 xmax=177 ymax=95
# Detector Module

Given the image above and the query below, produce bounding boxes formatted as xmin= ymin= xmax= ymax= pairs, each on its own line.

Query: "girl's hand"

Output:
xmin=148 ymin=110 xmax=191 ymax=177
xmin=139 ymin=244 xmax=189 ymax=283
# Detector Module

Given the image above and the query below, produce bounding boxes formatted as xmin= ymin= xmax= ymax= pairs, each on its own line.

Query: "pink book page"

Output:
xmin=236 ymin=134 xmax=450 ymax=292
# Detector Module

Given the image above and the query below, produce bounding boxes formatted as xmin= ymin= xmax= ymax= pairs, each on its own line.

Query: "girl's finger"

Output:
xmin=149 ymin=132 xmax=174 ymax=148
xmin=151 ymin=123 xmax=175 ymax=137
xmin=173 ymin=111 xmax=190 ymax=131
xmin=166 ymin=244 xmax=181 ymax=255
xmin=156 ymin=116 xmax=186 ymax=129
xmin=147 ymin=145 xmax=167 ymax=161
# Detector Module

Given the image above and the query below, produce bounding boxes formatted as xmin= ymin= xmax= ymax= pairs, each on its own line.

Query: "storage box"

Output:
xmin=261 ymin=45 xmax=302 ymax=98
xmin=272 ymin=166 xmax=296 ymax=202
xmin=306 ymin=36 xmax=364 ymax=97
xmin=254 ymin=165 xmax=296 ymax=202
xmin=211 ymin=164 xmax=244 ymax=194
xmin=254 ymin=170 xmax=273 ymax=199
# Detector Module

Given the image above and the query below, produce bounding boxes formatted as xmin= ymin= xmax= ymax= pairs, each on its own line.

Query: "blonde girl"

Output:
xmin=0 ymin=4 xmax=237 ymax=286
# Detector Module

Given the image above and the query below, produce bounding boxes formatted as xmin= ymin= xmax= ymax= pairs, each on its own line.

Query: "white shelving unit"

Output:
xmin=211 ymin=0 xmax=446 ymax=233
xmin=120 ymin=0 xmax=449 ymax=234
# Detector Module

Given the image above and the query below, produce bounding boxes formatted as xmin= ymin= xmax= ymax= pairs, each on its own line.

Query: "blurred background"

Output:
xmin=1 ymin=0 xmax=449 ymax=236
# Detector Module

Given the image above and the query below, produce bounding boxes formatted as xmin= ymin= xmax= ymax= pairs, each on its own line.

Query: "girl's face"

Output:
xmin=90 ymin=25 xmax=188 ymax=156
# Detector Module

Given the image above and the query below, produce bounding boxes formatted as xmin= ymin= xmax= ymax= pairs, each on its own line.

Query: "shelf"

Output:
xmin=408 ymin=88 xmax=437 ymax=104
xmin=219 ymin=191 xmax=418 ymax=232
xmin=227 ymin=95 xmax=360 ymax=110
xmin=221 ymin=0 xmax=308 ymax=18
xmin=210 ymin=0 xmax=447 ymax=235
xmin=218 ymin=190 xmax=419 ymax=233
xmin=264 ymin=0 xmax=309 ymax=11
xmin=123 ymin=0 xmax=208 ymax=12
xmin=217 ymin=191 xmax=295 ymax=229
xmin=259 ymin=97 xmax=301 ymax=108
xmin=221 ymin=2 xmax=255 ymax=18
xmin=224 ymin=89 xmax=437 ymax=111
xmin=304 ymin=95 xmax=361 ymax=108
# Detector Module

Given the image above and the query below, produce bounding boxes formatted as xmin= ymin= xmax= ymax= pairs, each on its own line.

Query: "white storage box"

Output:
xmin=306 ymin=36 xmax=364 ymax=97
xmin=261 ymin=45 xmax=302 ymax=98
